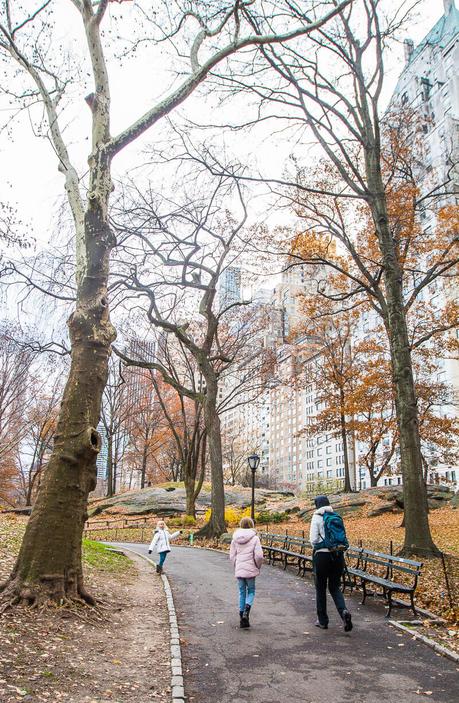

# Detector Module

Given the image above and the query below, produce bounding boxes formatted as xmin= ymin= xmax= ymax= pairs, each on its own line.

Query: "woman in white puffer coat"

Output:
xmin=148 ymin=519 xmax=181 ymax=573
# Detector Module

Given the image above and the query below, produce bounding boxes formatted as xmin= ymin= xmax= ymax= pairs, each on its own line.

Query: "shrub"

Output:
xmin=204 ymin=506 xmax=252 ymax=526
xmin=256 ymin=510 xmax=287 ymax=524
xmin=203 ymin=507 xmax=288 ymax=526
xmin=182 ymin=515 xmax=197 ymax=527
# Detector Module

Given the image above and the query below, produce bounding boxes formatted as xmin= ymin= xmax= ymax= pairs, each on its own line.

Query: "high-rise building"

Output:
xmin=218 ymin=266 xmax=242 ymax=309
xmin=388 ymin=0 xmax=459 ymax=487
xmin=393 ymin=0 xmax=459 ymax=201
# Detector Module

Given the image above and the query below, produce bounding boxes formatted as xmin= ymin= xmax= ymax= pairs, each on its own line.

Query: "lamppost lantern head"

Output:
xmin=247 ymin=454 xmax=260 ymax=471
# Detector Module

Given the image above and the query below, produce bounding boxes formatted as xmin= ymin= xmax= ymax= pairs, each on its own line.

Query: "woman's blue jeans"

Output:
xmin=237 ymin=577 xmax=256 ymax=611
xmin=158 ymin=551 xmax=168 ymax=567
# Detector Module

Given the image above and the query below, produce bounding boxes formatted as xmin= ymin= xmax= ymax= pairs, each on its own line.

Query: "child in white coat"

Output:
xmin=148 ymin=519 xmax=182 ymax=573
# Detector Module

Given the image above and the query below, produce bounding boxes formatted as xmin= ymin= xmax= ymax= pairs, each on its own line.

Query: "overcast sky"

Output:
xmin=0 ymin=0 xmax=448 ymax=258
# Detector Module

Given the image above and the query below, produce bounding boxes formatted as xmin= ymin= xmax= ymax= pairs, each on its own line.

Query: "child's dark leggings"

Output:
xmin=159 ymin=551 xmax=169 ymax=567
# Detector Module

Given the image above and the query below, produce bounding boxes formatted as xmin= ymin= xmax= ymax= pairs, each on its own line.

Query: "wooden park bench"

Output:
xmin=344 ymin=547 xmax=423 ymax=618
xmin=260 ymin=532 xmax=313 ymax=576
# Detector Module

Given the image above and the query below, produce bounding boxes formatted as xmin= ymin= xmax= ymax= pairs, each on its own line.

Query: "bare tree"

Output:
xmin=16 ymin=373 xmax=62 ymax=506
xmin=197 ymin=0 xmax=457 ymax=555
xmin=148 ymin=339 xmax=207 ymax=518
xmin=0 ymin=325 xmax=35 ymax=501
xmin=100 ymin=358 xmax=132 ymax=497
xmin=0 ymin=0 xmax=350 ymax=604
xmin=112 ymin=169 xmax=274 ymax=536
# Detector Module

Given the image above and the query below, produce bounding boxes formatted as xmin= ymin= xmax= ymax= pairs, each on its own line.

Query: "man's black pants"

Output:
xmin=313 ymin=551 xmax=347 ymax=626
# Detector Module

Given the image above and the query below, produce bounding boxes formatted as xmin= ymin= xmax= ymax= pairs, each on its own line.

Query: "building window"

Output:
xmin=421 ymin=77 xmax=432 ymax=102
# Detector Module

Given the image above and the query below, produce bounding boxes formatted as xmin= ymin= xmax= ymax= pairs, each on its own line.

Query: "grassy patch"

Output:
xmin=0 ymin=516 xmax=27 ymax=583
xmin=82 ymin=539 xmax=133 ymax=574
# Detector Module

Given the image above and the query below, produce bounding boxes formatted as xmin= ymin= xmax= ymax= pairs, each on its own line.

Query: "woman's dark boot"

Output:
xmin=240 ymin=609 xmax=249 ymax=628
xmin=243 ymin=604 xmax=251 ymax=627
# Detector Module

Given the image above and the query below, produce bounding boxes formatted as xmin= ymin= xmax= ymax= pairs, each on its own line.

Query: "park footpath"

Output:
xmin=119 ymin=544 xmax=459 ymax=703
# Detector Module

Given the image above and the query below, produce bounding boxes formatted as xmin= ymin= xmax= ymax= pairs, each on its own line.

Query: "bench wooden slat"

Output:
xmin=261 ymin=531 xmax=422 ymax=619
xmin=347 ymin=568 xmax=413 ymax=592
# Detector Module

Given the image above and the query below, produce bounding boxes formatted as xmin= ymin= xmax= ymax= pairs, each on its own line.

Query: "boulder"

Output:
xmin=336 ymin=501 xmax=366 ymax=516
xmin=88 ymin=484 xmax=300 ymax=520
xmin=427 ymin=484 xmax=452 ymax=494
xmin=218 ymin=532 xmax=233 ymax=544
xmin=427 ymin=498 xmax=447 ymax=510
xmin=427 ymin=490 xmax=454 ymax=501
xmin=368 ymin=501 xmax=400 ymax=517
xmin=0 ymin=506 xmax=32 ymax=516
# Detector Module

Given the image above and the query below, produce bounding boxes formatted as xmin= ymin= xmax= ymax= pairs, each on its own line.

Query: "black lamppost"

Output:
xmin=247 ymin=454 xmax=260 ymax=521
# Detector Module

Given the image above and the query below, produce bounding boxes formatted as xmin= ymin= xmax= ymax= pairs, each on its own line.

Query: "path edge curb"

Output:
xmin=388 ymin=620 xmax=459 ymax=663
xmin=117 ymin=546 xmax=186 ymax=703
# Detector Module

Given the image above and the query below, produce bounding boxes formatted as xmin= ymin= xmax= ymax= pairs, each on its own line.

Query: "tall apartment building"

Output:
xmin=271 ymin=263 xmax=311 ymax=339
xmin=267 ymin=343 xmax=357 ymax=493
xmin=218 ymin=266 xmax=242 ymax=310
xmin=387 ymin=0 xmax=459 ymax=487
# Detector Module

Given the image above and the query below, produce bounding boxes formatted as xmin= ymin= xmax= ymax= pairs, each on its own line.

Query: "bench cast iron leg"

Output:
xmin=410 ymin=591 xmax=417 ymax=617
xmin=361 ymin=580 xmax=367 ymax=605
xmin=386 ymin=590 xmax=393 ymax=618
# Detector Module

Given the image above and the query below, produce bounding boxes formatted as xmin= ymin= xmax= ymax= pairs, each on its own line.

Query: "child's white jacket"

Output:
xmin=149 ymin=528 xmax=180 ymax=554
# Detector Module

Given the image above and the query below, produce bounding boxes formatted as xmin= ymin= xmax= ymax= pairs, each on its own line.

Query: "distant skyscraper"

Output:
xmin=96 ymin=422 xmax=108 ymax=480
xmin=218 ymin=267 xmax=242 ymax=309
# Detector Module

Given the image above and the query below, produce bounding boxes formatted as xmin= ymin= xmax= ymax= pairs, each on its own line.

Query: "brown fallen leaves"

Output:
xmin=0 ymin=516 xmax=170 ymax=703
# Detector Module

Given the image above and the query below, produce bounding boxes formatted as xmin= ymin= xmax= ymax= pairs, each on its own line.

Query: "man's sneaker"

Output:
xmin=315 ymin=621 xmax=328 ymax=629
xmin=342 ymin=610 xmax=353 ymax=632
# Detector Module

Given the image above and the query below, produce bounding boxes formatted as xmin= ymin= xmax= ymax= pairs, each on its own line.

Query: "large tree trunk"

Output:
xmin=339 ymin=390 xmax=352 ymax=493
xmin=183 ymin=429 xmax=207 ymax=518
xmin=0 ymin=207 xmax=116 ymax=606
xmin=140 ymin=429 xmax=150 ymax=489
xmin=196 ymin=377 xmax=226 ymax=538
xmin=369 ymin=168 xmax=438 ymax=556
xmin=184 ymin=469 xmax=196 ymax=518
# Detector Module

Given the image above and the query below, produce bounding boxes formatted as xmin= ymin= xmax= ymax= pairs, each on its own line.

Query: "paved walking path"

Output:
xmin=121 ymin=544 xmax=459 ymax=703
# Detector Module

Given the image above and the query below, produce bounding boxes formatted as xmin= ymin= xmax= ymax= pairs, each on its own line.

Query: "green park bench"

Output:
xmin=343 ymin=547 xmax=423 ymax=618
xmin=260 ymin=532 xmax=423 ymax=618
xmin=260 ymin=532 xmax=313 ymax=576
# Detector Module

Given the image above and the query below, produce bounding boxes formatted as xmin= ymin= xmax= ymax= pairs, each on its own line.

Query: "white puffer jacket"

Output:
xmin=309 ymin=505 xmax=334 ymax=553
xmin=149 ymin=528 xmax=180 ymax=554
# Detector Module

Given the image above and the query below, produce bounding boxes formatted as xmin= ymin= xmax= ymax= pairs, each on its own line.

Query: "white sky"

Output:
xmin=0 ymin=0 xmax=448 ymax=271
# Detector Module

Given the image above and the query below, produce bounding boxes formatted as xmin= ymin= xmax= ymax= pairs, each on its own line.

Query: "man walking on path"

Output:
xmin=310 ymin=495 xmax=353 ymax=631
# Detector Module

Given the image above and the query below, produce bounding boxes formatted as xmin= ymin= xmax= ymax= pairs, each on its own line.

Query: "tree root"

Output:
xmin=195 ymin=519 xmax=226 ymax=540
xmin=0 ymin=575 xmax=99 ymax=616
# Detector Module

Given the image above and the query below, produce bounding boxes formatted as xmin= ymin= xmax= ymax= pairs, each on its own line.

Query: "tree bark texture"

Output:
xmin=1 ymin=207 xmax=116 ymax=606
xmin=196 ymin=376 xmax=226 ymax=538
xmin=140 ymin=427 xmax=150 ymax=490
xmin=368 ymin=163 xmax=438 ymax=556
xmin=339 ymin=390 xmax=352 ymax=493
